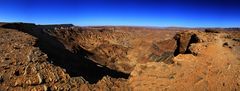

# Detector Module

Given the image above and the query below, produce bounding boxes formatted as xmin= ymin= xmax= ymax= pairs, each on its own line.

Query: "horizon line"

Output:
xmin=1 ymin=21 xmax=240 ymax=29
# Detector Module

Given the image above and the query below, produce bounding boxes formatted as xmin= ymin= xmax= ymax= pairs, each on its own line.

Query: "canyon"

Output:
xmin=0 ymin=22 xmax=240 ymax=91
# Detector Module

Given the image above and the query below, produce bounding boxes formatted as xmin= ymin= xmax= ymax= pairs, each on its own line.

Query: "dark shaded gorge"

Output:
xmin=2 ymin=23 xmax=129 ymax=84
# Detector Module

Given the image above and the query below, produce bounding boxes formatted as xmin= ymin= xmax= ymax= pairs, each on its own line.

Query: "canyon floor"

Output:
xmin=0 ymin=23 xmax=240 ymax=91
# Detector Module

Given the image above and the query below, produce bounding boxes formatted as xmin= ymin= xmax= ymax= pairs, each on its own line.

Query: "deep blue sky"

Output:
xmin=0 ymin=0 xmax=240 ymax=27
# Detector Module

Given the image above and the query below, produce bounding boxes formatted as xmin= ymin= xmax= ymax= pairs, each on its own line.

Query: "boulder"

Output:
xmin=174 ymin=32 xmax=199 ymax=54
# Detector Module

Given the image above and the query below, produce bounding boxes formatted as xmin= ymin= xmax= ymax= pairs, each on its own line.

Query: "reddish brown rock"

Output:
xmin=149 ymin=39 xmax=177 ymax=64
xmin=48 ymin=26 xmax=178 ymax=73
xmin=0 ymin=27 xmax=88 ymax=91
xmin=1 ymin=23 xmax=240 ymax=91
xmin=174 ymin=31 xmax=199 ymax=54
xmin=129 ymin=31 xmax=240 ymax=91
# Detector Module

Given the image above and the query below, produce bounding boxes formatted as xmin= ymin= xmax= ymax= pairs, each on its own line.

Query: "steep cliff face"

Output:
xmin=0 ymin=27 xmax=85 ymax=91
xmin=47 ymin=26 xmax=179 ymax=73
xmin=0 ymin=23 xmax=131 ymax=90
xmin=128 ymin=31 xmax=240 ymax=91
xmin=0 ymin=23 xmax=240 ymax=91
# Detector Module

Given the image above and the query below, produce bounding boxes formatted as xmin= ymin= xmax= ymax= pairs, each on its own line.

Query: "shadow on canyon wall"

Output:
xmin=2 ymin=23 xmax=129 ymax=84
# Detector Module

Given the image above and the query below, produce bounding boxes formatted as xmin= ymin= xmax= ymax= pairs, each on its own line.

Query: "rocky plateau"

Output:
xmin=0 ymin=22 xmax=240 ymax=91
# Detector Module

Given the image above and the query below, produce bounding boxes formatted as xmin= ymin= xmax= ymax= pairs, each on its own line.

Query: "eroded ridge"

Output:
xmin=0 ymin=23 xmax=240 ymax=91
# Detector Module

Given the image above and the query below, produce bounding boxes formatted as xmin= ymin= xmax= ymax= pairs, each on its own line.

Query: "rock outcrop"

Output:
xmin=45 ymin=26 xmax=179 ymax=73
xmin=0 ymin=22 xmax=240 ymax=91
xmin=0 ymin=28 xmax=85 ymax=91
xmin=128 ymin=31 xmax=240 ymax=91
xmin=149 ymin=39 xmax=177 ymax=64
